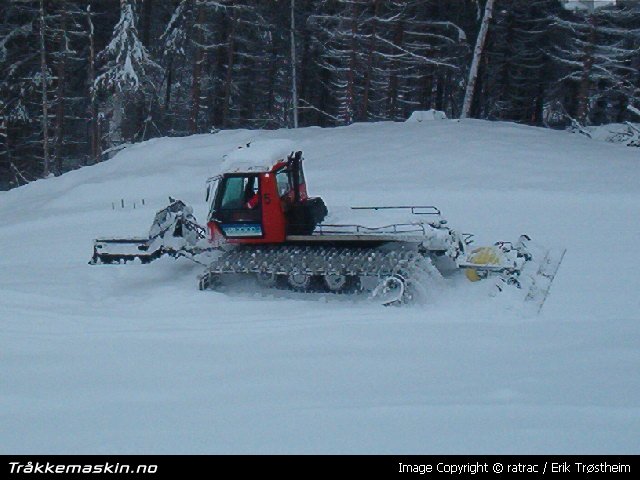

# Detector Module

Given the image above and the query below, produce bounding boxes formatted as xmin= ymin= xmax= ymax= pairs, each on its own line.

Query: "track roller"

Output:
xmin=372 ymin=274 xmax=407 ymax=306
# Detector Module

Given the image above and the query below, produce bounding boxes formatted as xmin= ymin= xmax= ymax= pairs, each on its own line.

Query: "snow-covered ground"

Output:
xmin=1 ymin=119 xmax=639 ymax=453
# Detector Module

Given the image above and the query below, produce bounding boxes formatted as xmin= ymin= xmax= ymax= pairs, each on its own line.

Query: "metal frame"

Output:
xmin=351 ymin=205 xmax=442 ymax=216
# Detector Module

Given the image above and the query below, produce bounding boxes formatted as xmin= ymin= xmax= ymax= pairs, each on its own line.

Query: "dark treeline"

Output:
xmin=1 ymin=0 xmax=639 ymax=190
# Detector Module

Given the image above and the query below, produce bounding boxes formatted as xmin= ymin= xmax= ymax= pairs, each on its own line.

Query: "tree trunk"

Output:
xmin=140 ymin=0 xmax=153 ymax=46
xmin=222 ymin=5 xmax=237 ymax=128
xmin=87 ymin=4 xmax=99 ymax=164
xmin=359 ymin=0 xmax=379 ymax=121
xmin=165 ymin=58 xmax=173 ymax=112
xmin=212 ymin=39 xmax=227 ymax=127
xmin=290 ymin=0 xmax=298 ymax=128
xmin=298 ymin=26 xmax=312 ymax=126
xmin=267 ymin=46 xmax=278 ymax=125
xmin=0 ymin=100 xmax=9 ymax=180
xmin=39 ymin=0 xmax=51 ymax=177
xmin=433 ymin=69 xmax=443 ymax=111
xmin=110 ymin=94 xmax=123 ymax=148
xmin=189 ymin=3 xmax=206 ymax=134
xmin=498 ymin=7 xmax=514 ymax=120
xmin=460 ymin=0 xmax=495 ymax=119
xmin=163 ymin=56 xmax=174 ymax=134
xmin=575 ymin=14 xmax=596 ymax=125
xmin=54 ymin=5 xmax=68 ymax=175
xmin=136 ymin=0 xmax=154 ymax=139
xmin=344 ymin=2 xmax=358 ymax=124
xmin=387 ymin=20 xmax=404 ymax=119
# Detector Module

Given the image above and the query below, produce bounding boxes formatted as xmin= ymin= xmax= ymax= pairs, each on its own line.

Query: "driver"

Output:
xmin=244 ymin=177 xmax=260 ymax=209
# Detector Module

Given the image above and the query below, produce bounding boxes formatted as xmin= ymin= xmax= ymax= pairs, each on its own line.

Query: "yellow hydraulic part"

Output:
xmin=464 ymin=246 xmax=502 ymax=282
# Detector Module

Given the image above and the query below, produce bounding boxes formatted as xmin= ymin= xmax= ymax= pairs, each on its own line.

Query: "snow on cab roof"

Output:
xmin=222 ymin=139 xmax=296 ymax=172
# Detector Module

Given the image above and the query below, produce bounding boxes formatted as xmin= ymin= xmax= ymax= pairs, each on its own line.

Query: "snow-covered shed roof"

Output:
xmin=222 ymin=139 xmax=296 ymax=173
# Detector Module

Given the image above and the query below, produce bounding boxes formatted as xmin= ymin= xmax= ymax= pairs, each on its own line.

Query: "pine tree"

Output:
xmin=380 ymin=0 xmax=469 ymax=120
xmin=0 ymin=0 xmax=56 ymax=183
xmin=309 ymin=0 xmax=468 ymax=124
xmin=1 ymin=0 xmax=639 ymax=190
xmin=479 ymin=0 xmax=561 ymax=124
xmin=308 ymin=0 xmax=364 ymax=125
xmin=161 ymin=0 xmax=235 ymax=134
xmin=46 ymin=1 xmax=94 ymax=172
xmin=95 ymin=0 xmax=160 ymax=148
xmin=550 ymin=2 xmax=640 ymax=125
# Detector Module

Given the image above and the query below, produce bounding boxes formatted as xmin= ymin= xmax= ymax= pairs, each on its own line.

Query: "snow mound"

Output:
xmin=221 ymin=139 xmax=296 ymax=172
xmin=581 ymin=122 xmax=640 ymax=148
xmin=405 ymin=109 xmax=447 ymax=122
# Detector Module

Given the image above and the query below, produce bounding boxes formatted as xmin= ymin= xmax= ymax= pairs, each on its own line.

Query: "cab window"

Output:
xmin=219 ymin=175 xmax=260 ymax=210
xmin=275 ymin=169 xmax=291 ymax=197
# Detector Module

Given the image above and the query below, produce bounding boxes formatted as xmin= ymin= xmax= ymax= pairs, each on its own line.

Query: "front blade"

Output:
xmin=520 ymin=245 xmax=567 ymax=313
xmin=90 ymin=238 xmax=160 ymax=264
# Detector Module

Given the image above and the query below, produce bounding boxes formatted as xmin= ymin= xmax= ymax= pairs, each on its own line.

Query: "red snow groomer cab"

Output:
xmin=205 ymin=140 xmax=328 ymax=247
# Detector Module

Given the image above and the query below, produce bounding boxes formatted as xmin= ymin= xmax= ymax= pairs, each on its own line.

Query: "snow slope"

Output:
xmin=1 ymin=120 xmax=639 ymax=454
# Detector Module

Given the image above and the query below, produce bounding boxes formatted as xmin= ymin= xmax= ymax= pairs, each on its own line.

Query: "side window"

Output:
xmin=207 ymin=176 xmax=220 ymax=218
xmin=220 ymin=176 xmax=259 ymax=210
xmin=275 ymin=169 xmax=290 ymax=197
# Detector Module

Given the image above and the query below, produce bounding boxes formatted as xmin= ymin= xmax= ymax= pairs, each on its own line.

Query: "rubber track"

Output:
xmin=199 ymin=244 xmax=440 ymax=299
